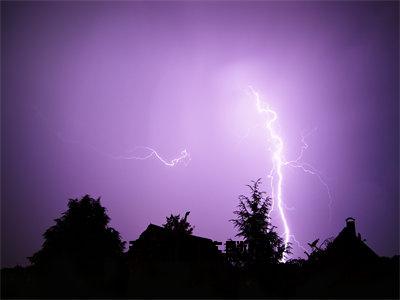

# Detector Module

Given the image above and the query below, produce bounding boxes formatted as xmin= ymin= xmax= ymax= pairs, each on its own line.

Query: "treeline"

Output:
xmin=1 ymin=180 xmax=399 ymax=298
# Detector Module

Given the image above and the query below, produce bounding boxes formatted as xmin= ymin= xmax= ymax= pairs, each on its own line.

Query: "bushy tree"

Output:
xmin=163 ymin=211 xmax=194 ymax=234
xmin=230 ymin=179 xmax=289 ymax=266
xmin=29 ymin=195 xmax=126 ymax=297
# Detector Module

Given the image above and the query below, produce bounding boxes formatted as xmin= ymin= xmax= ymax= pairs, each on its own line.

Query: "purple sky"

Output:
xmin=1 ymin=1 xmax=398 ymax=267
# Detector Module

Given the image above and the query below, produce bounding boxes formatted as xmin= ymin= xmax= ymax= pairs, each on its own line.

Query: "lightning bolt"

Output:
xmin=113 ymin=146 xmax=190 ymax=167
xmin=250 ymin=86 xmax=291 ymax=257
xmin=33 ymin=106 xmax=190 ymax=167
xmin=248 ymin=86 xmax=332 ymax=261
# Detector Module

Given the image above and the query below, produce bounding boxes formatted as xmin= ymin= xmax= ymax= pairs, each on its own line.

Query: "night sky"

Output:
xmin=1 ymin=1 xmax=398 ymax=267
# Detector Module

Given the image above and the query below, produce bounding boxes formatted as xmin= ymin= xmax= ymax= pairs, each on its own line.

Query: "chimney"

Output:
xmin=345 ymin=217 xmax=356 ymax=237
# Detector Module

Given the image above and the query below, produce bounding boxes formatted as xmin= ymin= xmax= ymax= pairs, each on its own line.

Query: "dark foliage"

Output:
xmin=1 ymin=192 xmax=398 ymax=299
xmin=27 ymin=195 xmax=126 ymax=297
xmin=303 ymin=236 xmax=335 ymax=264
xmin=163 ymin=211 xmax=194 ymax=234
xmin=230 ymin=179 xmax=290 ymax=266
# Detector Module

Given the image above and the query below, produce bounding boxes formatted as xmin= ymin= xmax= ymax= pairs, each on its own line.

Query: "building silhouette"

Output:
xmin=322 ymin=217 xmax=378 ymax=265
xmin=126 ymin=223 xmax=226 ymax=297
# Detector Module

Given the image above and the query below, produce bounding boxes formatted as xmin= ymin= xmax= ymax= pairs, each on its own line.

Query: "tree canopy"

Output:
xmin=230 ymin=179 xmax=289 ymax=265
xmin=29 ymin=195 xmax=125 ymax=296
xmin=163 ymin=211 xmax=194 ymax=235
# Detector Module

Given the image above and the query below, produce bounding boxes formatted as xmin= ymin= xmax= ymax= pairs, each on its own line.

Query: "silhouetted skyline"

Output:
xmin=1 ymin=1 xmax=398 ymax=268
xmin=2 ymin=195 xmax=398 ymax=298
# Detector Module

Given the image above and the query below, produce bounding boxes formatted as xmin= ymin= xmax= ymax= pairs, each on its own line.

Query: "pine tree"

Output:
xmin=231 ymin=179 xmax=289 ymax=266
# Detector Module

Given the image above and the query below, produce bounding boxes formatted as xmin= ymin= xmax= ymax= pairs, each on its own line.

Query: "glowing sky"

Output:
xmin=1 ymin=1 xmax=398 ymax=267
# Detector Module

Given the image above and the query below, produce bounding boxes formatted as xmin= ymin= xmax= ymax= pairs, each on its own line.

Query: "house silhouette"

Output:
xmin=296 ymin=218 xmax=396 ymax=298
xmin=323 ymin=217 xmax=378 ymax=264
xmin=127 ymin=223 xmax=222 ymax=261
xmin=125 ymin=223 xmax=225 ymax=297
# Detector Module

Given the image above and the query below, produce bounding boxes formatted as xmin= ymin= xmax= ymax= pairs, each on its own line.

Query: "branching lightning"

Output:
xmin=284 ymin=128 xmax=333 ymax=218
xmin=250 ymin=86 xmax=291 ymax=254
xmin=248 ymin=86 xmax=332 ymax=261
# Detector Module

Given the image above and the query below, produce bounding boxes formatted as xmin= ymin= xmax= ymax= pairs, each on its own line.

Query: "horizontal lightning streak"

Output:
xmin=33 ymin=106 xmax=190 ymax=167
xmin=113 ymin=147 xmax=190 ymax=167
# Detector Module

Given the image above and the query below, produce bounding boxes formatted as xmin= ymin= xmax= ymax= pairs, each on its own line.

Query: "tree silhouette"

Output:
xmin=29 ymin=195 xmax=126 ymax=297
xmin=163 ymin=211 xmax=194 ymax=234
xmin=304 ymin=237 xmax=334 ymax=265
xmin=230 ymin=179 xmax=289 ymax=266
